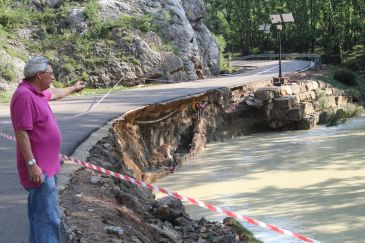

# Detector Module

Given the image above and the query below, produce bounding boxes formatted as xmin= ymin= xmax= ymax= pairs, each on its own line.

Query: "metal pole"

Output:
xmin=278 ymin=29 xmax=282 ymax=78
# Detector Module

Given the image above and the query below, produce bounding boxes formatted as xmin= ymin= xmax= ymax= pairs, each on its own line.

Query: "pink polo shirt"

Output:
xmin=10 ymin=80 xmax=61 ymax=189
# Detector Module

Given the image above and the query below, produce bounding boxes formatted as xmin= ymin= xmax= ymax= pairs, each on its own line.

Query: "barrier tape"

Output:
xmin=0 ymin=131 xmax=321 ymax=243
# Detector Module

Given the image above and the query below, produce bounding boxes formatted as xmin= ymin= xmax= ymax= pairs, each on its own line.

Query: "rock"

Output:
xmin=290 ymin=83 xmax=302 ymax=95
xmin=194 ymin=24 xmax=220 ymax=76
xmin=182 ymin=0 xmax=205 ymax=22
xmin=273 ymin=96 xmax=297 ymax=109
xmin=153 ymin=196 xmax=185 ymax=222
xmin=0 ymin=50 xmax=26 ymax=83
xmin=67 ymin=8 xmax=88 ymax=34
xmin=104 ymin=226 xmax=124 ymax=236
xmin=89 ymin=176 xmax=101 ymax=184
xmin=149 ymin=224 xmax=182 ymax=243
xmin=223 ymin=217 xmax=262 ymax=242
xmin=16 ymin=28 xmax=32 ymax=39
xmin=97 ymin=0 xmax=220 ymax=82
xmin=254 ymin=87 xmax=280 ymax=101
xmin=114 ymin=189 xmax=146 ymax=215
xmin=302 ymin=102 xmax=315 ymax=116
xmin=32 ymin=0 xmax=60 ymax=8
xmin=272 ymin=107 xmax=287 ymax=120
xmin=131 ymin=236 xmax=143 ymax=243
xmin=286 ymin=107 xmax=304 ymax=121
xmin=173 ymin=216 xmax=192 ymax=227
xmin=297 ymin=115 xmax=318 ymax=130
xmin=161 ymin=53 xmax=184 ymax=76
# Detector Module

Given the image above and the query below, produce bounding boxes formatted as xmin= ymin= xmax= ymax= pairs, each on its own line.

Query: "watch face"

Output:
xmin=28 ymin=159 xmax=35 ymax=165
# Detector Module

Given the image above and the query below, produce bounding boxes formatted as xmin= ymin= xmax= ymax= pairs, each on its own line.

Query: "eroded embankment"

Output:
xmin=61 ymin=79 xmax=357 ymax=242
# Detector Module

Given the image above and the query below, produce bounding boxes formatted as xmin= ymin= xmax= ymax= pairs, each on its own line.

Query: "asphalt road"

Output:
xmin=0 ymin=60 xmax=310 ymax=243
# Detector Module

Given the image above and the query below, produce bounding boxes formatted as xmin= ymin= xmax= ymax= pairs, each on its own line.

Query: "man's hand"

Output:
xmin=73 ymin=81 xmax=86 ymax=92
xmin=27 ymin=164 xmax=43 ymax=184
xmin=50 ymin=81 xmax=86 ymax=100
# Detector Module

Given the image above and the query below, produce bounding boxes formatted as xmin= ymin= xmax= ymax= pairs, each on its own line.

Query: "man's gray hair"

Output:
xmin=24 ymin=56 xmax=49 ymax=79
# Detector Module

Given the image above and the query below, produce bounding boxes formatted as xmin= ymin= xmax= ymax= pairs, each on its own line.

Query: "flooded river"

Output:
xmin=156 ymin=117 xmax=365 ymax=243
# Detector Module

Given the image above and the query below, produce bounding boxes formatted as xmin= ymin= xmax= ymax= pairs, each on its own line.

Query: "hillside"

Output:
xmin=0 ymin=0 xmax=220 ymax=93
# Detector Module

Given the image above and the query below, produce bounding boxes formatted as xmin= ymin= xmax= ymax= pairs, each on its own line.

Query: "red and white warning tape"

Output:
xmin=0 ymin=132 xmax=16 ymax=142
xmin=0 ymin=131 xmax=321 ymax=243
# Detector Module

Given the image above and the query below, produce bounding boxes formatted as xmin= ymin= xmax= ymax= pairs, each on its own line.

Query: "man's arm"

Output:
xmin=15 ymin=130 xmax=42 ymax=184
xmin=50 ymin=81 xmax=86 ymax=101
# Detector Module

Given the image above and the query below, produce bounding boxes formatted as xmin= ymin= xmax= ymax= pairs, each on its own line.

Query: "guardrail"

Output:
xmin=242 ymin=53 xmax=322 ymax=68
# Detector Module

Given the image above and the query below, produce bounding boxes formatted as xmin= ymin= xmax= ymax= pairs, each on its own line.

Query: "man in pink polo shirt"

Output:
xmin=10 ymin=56 xmax=85 ymax=243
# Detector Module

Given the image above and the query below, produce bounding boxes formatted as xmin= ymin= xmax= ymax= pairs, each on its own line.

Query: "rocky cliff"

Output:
xmin=0 ymin=0 xmax=220 ymax=92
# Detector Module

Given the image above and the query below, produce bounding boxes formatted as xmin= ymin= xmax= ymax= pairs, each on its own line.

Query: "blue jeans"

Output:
xmin=27 ymin=175 xmax=60 ymax=243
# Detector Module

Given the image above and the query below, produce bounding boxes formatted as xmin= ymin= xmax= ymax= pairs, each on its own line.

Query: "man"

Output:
xmin=10 ymin=56 xmax=85 ymax=243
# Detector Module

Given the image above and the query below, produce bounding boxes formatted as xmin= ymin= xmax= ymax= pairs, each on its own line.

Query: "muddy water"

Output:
xmin=156 ymin=117 xmax=365 ymax=243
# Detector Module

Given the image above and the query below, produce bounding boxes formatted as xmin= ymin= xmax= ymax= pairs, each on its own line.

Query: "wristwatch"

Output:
xmin=27 ymin=159 xmax=36 ymax=166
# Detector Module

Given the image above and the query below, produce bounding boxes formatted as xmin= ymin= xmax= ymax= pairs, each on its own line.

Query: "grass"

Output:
xmin=318 ymin=65 xmax=365 ymax=94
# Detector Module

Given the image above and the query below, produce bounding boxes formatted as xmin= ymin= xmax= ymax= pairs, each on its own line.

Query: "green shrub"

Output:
xmin=0 ymin=6 xmax=29 ymax=30
xmin=84 ymin=0 xmax=101 ymax=23
xmin=0 ymin=90 xmax=12 ymax=103
xmin=214 ymin=34 xmax=232 ymax=73
xmin=333 ymin=69 xmax=358 ymax=86
xmin=325 ymin=104 xmax=364 ymax=127
xmin=0 ymin=62 xmax=16 ymax=81
xmin=345 ymin=54 xmax=365 ymax=72
xmin=315 ymin=89 xmax=328 ymax=110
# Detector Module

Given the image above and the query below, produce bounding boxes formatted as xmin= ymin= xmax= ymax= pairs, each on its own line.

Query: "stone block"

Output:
xmin=290 ymin=83 xmax=302 ymax=95
xmin=273 ymin=96 xmax=292 ymax=109
xmin=302 ymin=102 xmax=315 ymax=116
xmin=305 ymin=81 xmax=319 ymax=91
xmin=273 ymin=96 xmax=298 ymax=109
xmin=299 ymin=83 xmax=307 ymax=92
xmin=313 ymin=101 xmax=322 ymax=111
xmin=336 ymin=96 xmax=348 ymax=106
xmin=279 ymin=86 xmax=293 ymax=95
xmin=326 ymin=96 xmax=337 ymax=108
xmin=317 ymin=80 xmax=328 ymax=89
xmin=272 ymin=107 xmax=287 ymax=120
xmin=297 ymin=114 xmax=318 ymax=130
xmin=254 ymin=87 xmax=280 ymax=101
xmin=333 ymin=88 xmax=344 ymax=96
xmin=325 ymin=88 xmax=333 ymax=95
xmin=309 ymin=91 xmax=316 ymax=100
xmin=286 ymin=107 xmax=304 ymax=121
xmin=299 ymin=93 xmax=308 ymax=102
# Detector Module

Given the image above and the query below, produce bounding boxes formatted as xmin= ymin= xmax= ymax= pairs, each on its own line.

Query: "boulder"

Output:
xmin=67 ymin=8 xmax=88 ymax=34
xmin=153 ymin=196 xmax=187 ymax=222
xmin=302 ymin=102 xmax=315 ymax=116
xmin=254 ymin=87 xmax=280 ymax=102
xmin=286 ymin=107 xmax=304 ymax=121
xmin=273 ymin=96 xmax=298 ymax=109
xmin=32 ymin=0 xmax=60 ymax=8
